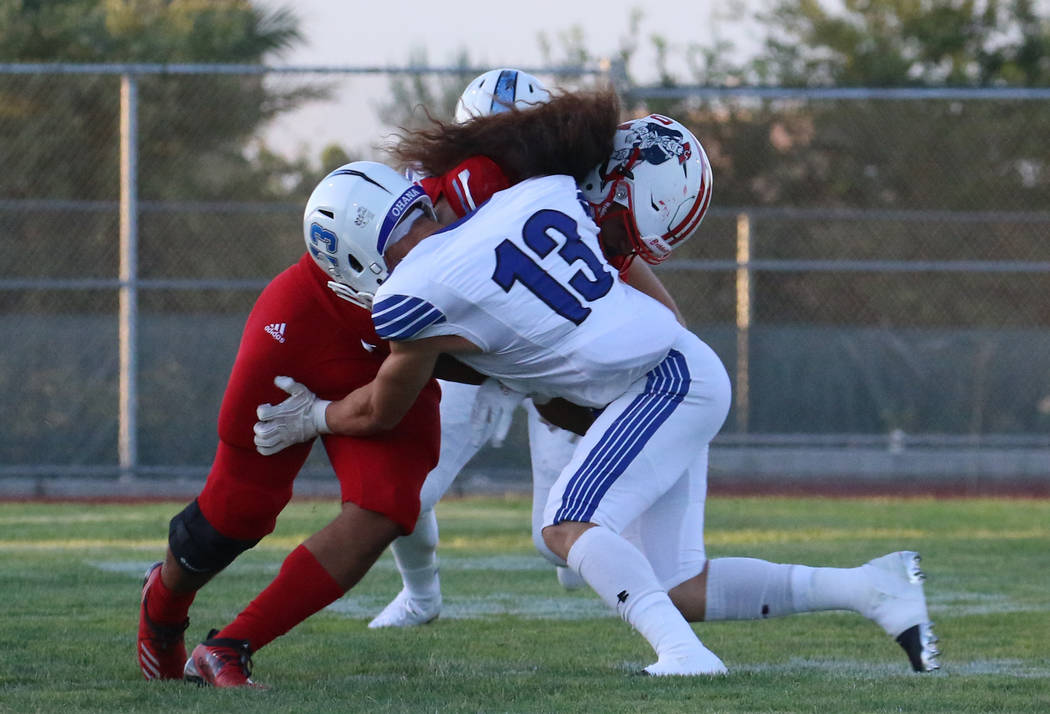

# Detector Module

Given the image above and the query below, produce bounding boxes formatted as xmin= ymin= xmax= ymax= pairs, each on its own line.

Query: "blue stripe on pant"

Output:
xmin=553 ymin=349 xmax=690 ymax=524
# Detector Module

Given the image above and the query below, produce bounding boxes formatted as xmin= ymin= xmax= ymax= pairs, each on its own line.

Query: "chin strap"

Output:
xmin=326 ymin=280 xmax=373 ymax=310
xmin=635 ymin=234 xmax=674 ymax=265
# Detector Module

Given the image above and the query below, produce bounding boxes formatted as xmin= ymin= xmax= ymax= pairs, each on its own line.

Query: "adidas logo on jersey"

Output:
xmin=265 ymin=322 xmax=287 ymax=343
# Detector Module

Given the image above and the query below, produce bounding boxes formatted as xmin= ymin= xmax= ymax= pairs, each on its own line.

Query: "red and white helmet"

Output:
xmin=580 ymin=114 xmax=713 ymax=265
xmin=304 ymin=161 xmax=434 ymax=309
xmin=454 ymin=68 xmax=551 ymax=123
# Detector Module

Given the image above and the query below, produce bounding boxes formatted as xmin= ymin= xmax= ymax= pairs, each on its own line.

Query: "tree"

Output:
xmin=713 ymin=0 xmax=1050 ymax=326
xmin=517 ymin=4 xmax=1050 ymax=433
xmin=690 ymin=0 xmax=1050 ymax=433
xmin=758 ymin=0 xmax=1050 ymax=87
xmin=0 ymin=0 xmax=329 ymax=302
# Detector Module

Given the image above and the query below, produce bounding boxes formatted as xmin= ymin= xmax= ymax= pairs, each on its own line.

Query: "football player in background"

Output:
xmin=259 ymin=110 xmax=940 ymax=675
xmin=136 ymin=90 xmax=619 ymax=687
xmin=452 ymin=66 xmax=551 ymax=122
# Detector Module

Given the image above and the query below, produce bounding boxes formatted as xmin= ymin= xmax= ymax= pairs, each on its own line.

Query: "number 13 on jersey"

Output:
xmin=491 ymin=209 xmax=613 ymax=325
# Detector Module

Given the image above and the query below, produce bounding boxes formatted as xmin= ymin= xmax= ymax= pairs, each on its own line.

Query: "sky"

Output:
xmin=255 ymin=0 xmax=762 ymax=158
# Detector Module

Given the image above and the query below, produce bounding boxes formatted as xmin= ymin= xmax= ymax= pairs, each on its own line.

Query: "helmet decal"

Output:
xmin=613 ymin=120 xmax=692 ymax=169
xmin=490 ymin=69 xmax=519 ymax=114
xmin=308 ymin=222 xmax=337 ymax=253
xmin=306 ymin=223 xmax=340 ymax=275
xmin=331 ymin=167 xmax=391 ymax=191
xmin=377 ymin=183 xmax=427 ymax=254
xmin=354 ymin=206 xmax=374 ymax=227
xmin=454 ymin=68 xmax=551 ymax=123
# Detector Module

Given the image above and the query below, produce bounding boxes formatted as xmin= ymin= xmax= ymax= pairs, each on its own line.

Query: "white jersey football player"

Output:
xmin=254 ymin=161 xmax=940 ymax=675
xmin=374 ymin=74 xmax=714 ymax=630
xmin=308 ymin=164 xmax=732 ymax=674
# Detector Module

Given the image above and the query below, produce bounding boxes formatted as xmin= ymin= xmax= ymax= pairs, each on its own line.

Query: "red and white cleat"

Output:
xmin=184 ymin=629 xmax=266 ymax=689
xmin=137 ymin=561 xmax=189 ymax=680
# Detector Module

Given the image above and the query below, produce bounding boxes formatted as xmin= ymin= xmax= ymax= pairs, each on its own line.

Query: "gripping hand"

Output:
xmin=470 ymin=378 xmax=525 ymax=448
xmin=254 ymin=376 xmax=332 ymax=455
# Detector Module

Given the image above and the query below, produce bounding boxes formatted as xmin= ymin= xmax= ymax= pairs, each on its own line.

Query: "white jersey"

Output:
xmin=371 ymin=175 xmax=682 ymax=408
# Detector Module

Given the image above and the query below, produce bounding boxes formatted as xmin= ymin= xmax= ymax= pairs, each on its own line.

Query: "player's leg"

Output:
xmin=138 ymin=440 xmax=311 ymax=681
xmin=525 ymin=401 xmax=586 ymax=589
xmin=185 ymin=386 xmax=441 ymax=687
xmin=650 ymin=452 xmax=939 ymax=671
xmin=636 ymin=445 xmax=709 ymax=620
xmin=615 ymin=454 xmax=939 ymax=671
xmin=138 ymin=265 xmax=321 ymax=681
xmin=368 ymin=379 xmax=484 ymax=627
xmin=542 ymin=335 xmax=732 ymax=676
xmin=686 ymin=553 xmax=940 ymax=671
xmin=184 ymin=501 xmax=402 ymax=688
xmin=611 ymin=445 xmax=936 ymax=669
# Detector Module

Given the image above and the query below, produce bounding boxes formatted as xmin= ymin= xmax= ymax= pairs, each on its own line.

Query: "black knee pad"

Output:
xmin=168 ymin=500 xmax=259 ymax=575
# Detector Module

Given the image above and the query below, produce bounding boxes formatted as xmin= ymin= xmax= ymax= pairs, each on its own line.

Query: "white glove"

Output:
xmin=470 ymin=378 xmax=525 ymax=448
xmin=254 ymin=376 xmax=332 ymax=456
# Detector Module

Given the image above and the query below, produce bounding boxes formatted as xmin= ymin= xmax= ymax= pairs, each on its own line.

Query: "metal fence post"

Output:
xmin=735 ymin=212 xmax=752 ymax=434
xmin=119 ymin=73 xmax=139 ymax=480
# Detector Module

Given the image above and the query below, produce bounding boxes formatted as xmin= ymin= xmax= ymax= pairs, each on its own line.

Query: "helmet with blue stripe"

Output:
xmin=453 ymin=68 xmax=551 ymax=123
xmin=303 ymin=161 xmax=434 ymax=309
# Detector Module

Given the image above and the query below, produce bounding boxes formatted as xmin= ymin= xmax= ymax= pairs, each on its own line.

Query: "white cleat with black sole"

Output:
xmin=862 ymin=550 xmax=940 ymax=672
xmin=367 ymin=588 xmax=442 ymax=629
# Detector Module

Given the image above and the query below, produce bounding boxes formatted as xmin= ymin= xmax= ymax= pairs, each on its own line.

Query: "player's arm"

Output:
xmin=597 ymin=205 xmax=686 ymax=326
xmin=534 ymin=397 xmax=596 ymax=436
xmin=253 ymin=336 xmax=481 ymax=454
xmin=417 ymin=155 xmax=509 ymax=221
xmin=620 ymin=259 xmax=687 ymax=326
xmin=325 ymin=334 xmax=480 ymax=436
xmin=432 ymin=354 xmax=487 ymax=385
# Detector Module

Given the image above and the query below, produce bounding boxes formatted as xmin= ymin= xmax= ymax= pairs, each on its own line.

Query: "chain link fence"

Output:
xmin=1 ymin=64 xmax=1048 ymax=496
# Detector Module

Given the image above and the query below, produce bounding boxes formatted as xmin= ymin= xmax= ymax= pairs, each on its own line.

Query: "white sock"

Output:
xmin=704 ymin=557 xmax=869 ymax=621
xmin=568 ymin=527 xmax=702 ymax=660
xmin=391 ymin=508 xmax=440 ymax=600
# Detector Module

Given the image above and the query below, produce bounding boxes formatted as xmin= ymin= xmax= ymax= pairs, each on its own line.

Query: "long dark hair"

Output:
xmin=388 ymin=87 xmax=621 ymax=184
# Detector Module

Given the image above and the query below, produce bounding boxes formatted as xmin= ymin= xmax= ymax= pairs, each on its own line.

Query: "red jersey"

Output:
xmin=197 ymin=253 xmax=440 ymax=538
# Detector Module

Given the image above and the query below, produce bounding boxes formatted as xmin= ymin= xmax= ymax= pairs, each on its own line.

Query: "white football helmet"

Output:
xmin=580 ymin=114 xmax=713 ymax=265
xmin=454 ymin=68 xmax=551 ymax=123
xmin=303 ymin=161 xmax=434 ymax=309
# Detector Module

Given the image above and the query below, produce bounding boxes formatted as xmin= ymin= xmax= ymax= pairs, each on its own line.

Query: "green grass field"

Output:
xmin=1 ymin=495 xmax=1048 ymax=713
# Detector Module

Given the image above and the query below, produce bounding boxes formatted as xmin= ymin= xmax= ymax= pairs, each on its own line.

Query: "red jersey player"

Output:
xmin=137 ymin=91 xmax=619 ymax=688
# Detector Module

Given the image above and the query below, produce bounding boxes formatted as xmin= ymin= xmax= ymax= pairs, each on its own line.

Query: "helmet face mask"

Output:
xmin=454 ymin=68 xmax=551 ymax=123
xmin=581 ymin=114 xmax=713 ymax=265
xmin=303 ymin=161 xmax=434 ymax=309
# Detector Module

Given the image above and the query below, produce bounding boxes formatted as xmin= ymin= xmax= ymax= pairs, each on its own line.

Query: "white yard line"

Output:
xmin=739 ymin=658 xmax=1050 ymax=678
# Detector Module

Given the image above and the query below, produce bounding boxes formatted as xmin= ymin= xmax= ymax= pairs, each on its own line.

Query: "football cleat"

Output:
xmin=862 ymin=551 xmax=940 ymax=672
xmin=367 ymin=588 xmax=441 ymax=629
xmin=137 ymin=561 xmax=189 ymax=680
xmin=184 ymin=629 xmax=266 ymax=688
xmin=643 ymin=645 xmax=728 ymax=676
xmin=896 ymin=621 xmax=941 ymax=673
